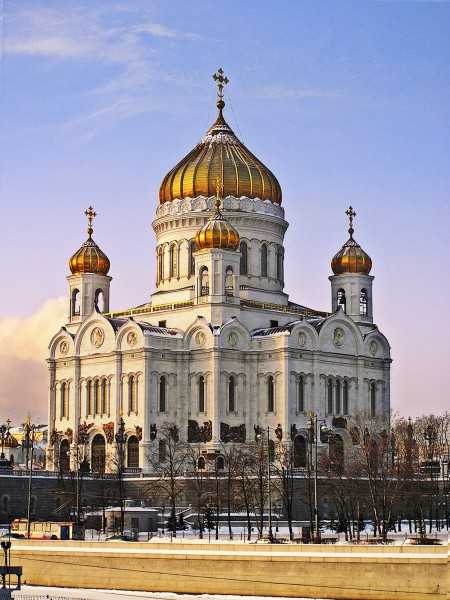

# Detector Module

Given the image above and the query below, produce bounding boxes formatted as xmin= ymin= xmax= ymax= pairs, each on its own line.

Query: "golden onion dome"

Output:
xmin=195 ymin=198 xmax=240 ymax=252
xmin=159 ymin=69 xmax=282 ymax=205
xmin=69 ymin=206 xmax=110 ymax=276
xmin=331 ymin=207 xmax=372 ymax=275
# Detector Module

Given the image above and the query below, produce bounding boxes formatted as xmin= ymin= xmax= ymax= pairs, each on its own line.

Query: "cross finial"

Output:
xmin=213 ymin=68 xmax=229 ymax=113
xmin=346 ymin=206 xmax=356 ymax=236
xmin=85 ymin=206 xmax=97 ymax=237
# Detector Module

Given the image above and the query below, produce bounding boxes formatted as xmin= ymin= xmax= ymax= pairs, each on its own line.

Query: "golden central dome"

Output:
xmin=331 ymin=207 xmax=372 ymax=275
xmin=195 ymin=199 xmax=240 ymax=251
xmin=159 ymin=72 xmax=281 ymax=205
xmin=69 ymin=207 xmax=110 ymax=276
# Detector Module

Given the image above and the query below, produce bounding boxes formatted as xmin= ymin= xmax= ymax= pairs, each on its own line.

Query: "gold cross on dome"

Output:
xmin=213 ymin=68 xmax=229 ymax=101
xmin=346 ymin=206 xmax=356 ymax=235
xmin=85 ymin=206 xmax=97 ymax=236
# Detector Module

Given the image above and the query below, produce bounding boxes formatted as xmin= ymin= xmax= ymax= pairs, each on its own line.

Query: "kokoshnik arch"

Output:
xmin=46 ymin=69 xmax=391 ymax=474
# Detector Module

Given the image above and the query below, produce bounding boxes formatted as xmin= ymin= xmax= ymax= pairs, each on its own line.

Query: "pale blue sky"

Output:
xmin=0 ymin=0 xmax=449 ymax=423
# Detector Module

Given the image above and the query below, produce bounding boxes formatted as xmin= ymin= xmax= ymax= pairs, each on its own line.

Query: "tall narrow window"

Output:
xmin=61 ymin=382 xmax=69 ymax=418
xmin=370 ymin=382 xmax=376 ymax=417
xmin=327 ymin=379 xmax=333 ymax=415
xmin=95 ymin=380 xmax=102 ymax=415
xmin=298 ymin=375 xmax=305 ymax=413
xmin=198 ymin=376 xmax=205 ymax=413
xmin=169 ymin=244 xmax=178 ymax=278
xmin=72 ymin=289 xmax=80 ymax=316
xmin=360 ymin=289 xmax=368 ymax=316
xmin=129 ymin=375 xmax=137 ymax=413
xmin=225 ymin=267 xmax=234 ymax=296
xmin=189 ymin=241 xmax=197 ymax=277
xmin=335 ymin=380 xmax=341 ymax=415
xmin=159 ymin=440 xmax=166 ymax=462
xmin=276 ymin=246 xmax=284 ymax=281
xmin=343 ymin=380 xmax=349 ymax=415
xmin=337 ymin=289 xmax=346 ymax=312
xmin=101 ymin=379 xmax=108 ymax=415
xmin=228 ymin=376 xmax=235 ymax=413
xmin=240 ymin=242 xmax=248 ymax=275
xmin=200 ymin=268 xmax=209 ymax=296
xmin=94 ymin=289 xmax=104 ymax=311
xmin=261 ymin=244 xmax=268 ymax=277
xmin=268 ymin=375 xmax=274 ymax=413
xmin=157 ymin=247 xmax=164 ymax=283
xmin=159 ymin=376 xmax=166 ymax=413
xmin=86 ymin=381 xmax=92 ymax=416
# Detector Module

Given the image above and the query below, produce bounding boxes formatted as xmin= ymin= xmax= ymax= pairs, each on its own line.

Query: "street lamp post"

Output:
xmin=256 ymin=425 xmax=282 ymax=542
xmin=307 ymin=411 xmax=328 ymax=544
xmin=115 ymin=410 xmax=128 ymax=534
xmin=25 ymin=419 xmax=36 ymax=539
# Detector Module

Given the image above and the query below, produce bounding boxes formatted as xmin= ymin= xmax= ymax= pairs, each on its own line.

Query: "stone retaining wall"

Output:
xmin=10 ymin=540 xmax=448 ymax=600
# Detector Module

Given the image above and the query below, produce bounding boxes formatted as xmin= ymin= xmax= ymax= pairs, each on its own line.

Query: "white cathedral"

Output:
xmin=46 ymin=70 xmax=391 ymax=474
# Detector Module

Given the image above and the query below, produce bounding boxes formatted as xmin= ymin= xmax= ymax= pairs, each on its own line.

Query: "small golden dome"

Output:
xmin=159 ymin=69 xmax=282 ymax=205
xmin=195 ymin=198 xmax=240 ymax=252
xmin=331 ymin=207 xmax=372 ymax=275
xmin=69 ymin=207 xmax=110 ymax=276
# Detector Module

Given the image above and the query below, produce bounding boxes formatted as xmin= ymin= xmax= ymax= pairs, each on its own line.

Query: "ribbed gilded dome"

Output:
xmin=195 ymin=199 xmax=240 ymax=251
xmin=159 ymin=70 xmax=281 ymax=205
xmin=69 ymin=207 xmax=110 ymax=276
xmin=331 ymin=207 xmax=372 ymax=275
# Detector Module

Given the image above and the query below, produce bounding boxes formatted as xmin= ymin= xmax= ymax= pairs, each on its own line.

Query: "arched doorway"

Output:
xmin=329 ymin=434 xmax=344 ymax=473
xmin=127 ymin=435 xmax=139 ymax=468
xmin=59 ymin=439 xmax=70 ymax=473
xmin=91 ymin=434 xmax=106 ymax=474
xmin=293 ymin=435 xmax=307 ymax=468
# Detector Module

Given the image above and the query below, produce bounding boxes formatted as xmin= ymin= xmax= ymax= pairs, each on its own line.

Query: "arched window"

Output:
xmin=225 ymin=267 xmax=234 ymax=296
xmin=261 ymin=244 xmax=268 ymax=277
xmin=216 ymin=456 xmax=225 ymax=470
xmin=200 ymin=268 xmax=209 ymax=296
xmin=228 ymin=376 xmax=235 ymax=413
xmin=298 ymin=375 xmax=305 ymax=413
xmin=360 ymin=289 xmax=368 ymax=316
xmin=127 ymin=436 xmax=139 ymax=468
xmin=268 ymin=375 xmax=274 ymax=413
xmin=189 ymin=241 xmax=197 ymax=277
xmin=294 ymin=435 xmax=307 ymax=468
xmin=335 ymin=380 xmax=341 ymax=415
xmin=94 ymin=289 xmax=104 ymax=312
xmin=169 ymin=244 xmax=178 ymax=278
xmin=276 ymin=246 xmax=284 ymax=282
xmin=337 ymin=289 xmax=346 ymax=312
xmin=157 ymin=246 xmax=164 ymax=283
xmin=95 ymin=380 xmax=102 ymax=415
xmin=370 ymin=382 xmax=376 ymax=417
xmin=129 ymin=375 xmax=137 ymax=413
xmin=240 ymin=242 xmax=248 ymax=275
xmin=197 ymin=456 xmax=206 ymax=470
xmin=61 ymin=382 xmax=69 ymax=418
xmin=59 ymin=439 xmax=70 ymax=473
xmin=327 ymin=379 xmax=333 ymax=415
xmin=91 ymin=434 xmax=105 ymax=474
xmin=101 ymin=379 xmax=109 ymax=415
xmin=87 ymin=380 xmax=94 ymax=415
xmin=198 ymin=376 xmax=205 ymax=413
xmin=159 ymin=440 xmax=166 ymax=462
xmin=72 ymin=289 xmax=80 ymax=316
xmin=159 ymin=376 xmax=166 ymax=413
xmin=343 ymin=380 xmax=349 ymax=415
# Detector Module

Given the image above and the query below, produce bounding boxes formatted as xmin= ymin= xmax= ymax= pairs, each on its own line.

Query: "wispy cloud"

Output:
xmin=3 ymin=4 xmax=202 ymax=139
xmin=0 ymin=297 xmax=66 ymax=362
xmin=256 ymin=84 xmax=343 ymax=101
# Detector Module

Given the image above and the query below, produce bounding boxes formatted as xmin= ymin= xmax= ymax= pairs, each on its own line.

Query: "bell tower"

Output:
xmin=329 ymin=207 xmax=374 ymax=323
xmin=67 ymin=206 xmax=112 ymax=323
